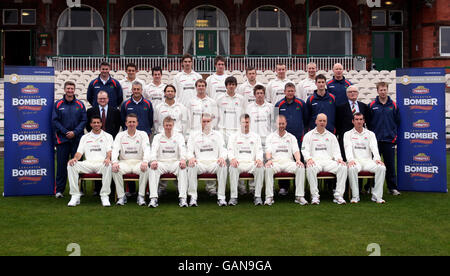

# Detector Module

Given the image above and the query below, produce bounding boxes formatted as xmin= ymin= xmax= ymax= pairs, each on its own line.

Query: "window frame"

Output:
xmin=309 ymin=6 xmax=353 ymax=56
xmin=245 ymin=5 xmax=292 ymax=55
xmin=20 ymin=9 xmax=36 ymax=25
xmin=120 ymin=5 xmax=168 ymax=55
xmin=3 ymin=9 xmax=19 ymax=25
xmin=56 ymin=5 xmax=104 ymax=55
xmin=440 ymin=26 xmax=450 ymax=57
xmin=388 ymin=10 xmax=403 ymax=26
xmin=183 ymin=5 xmax=230 ymax=56
xmin=371 ymin=10 xmax=386 ymax=27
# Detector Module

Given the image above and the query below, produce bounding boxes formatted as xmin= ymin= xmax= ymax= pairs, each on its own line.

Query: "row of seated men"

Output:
xmin=53 ymin=56 xmax=400 ymax=207
xmin=64 ymin=112 xmax=386 ymax=208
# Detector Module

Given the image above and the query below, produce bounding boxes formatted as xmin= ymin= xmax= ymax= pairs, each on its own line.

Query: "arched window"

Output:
xmin=183 ymin=6 xmax=229 ymax=56
xmin=57 ymin=5 xmax=104 ymax=55
xmin=121 ymin=5 xmax=167 ymax=55
xmin=309 ymin=6 xmax=352 ymax=55
xmin=246 ymin=6 xmax=291 ymax=55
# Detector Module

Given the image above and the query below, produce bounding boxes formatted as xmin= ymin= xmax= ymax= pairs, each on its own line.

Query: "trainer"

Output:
xmin=87 ymin=61 xmax=123 ymax=109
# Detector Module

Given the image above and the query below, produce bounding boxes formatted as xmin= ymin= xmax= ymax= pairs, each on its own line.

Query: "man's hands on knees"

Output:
xmin=112 ymin=162 xmax=120 ymax=173
xmin=140 ymin=161 xmax=148 ymax=172
xmin=217 ymin=158 xmax=226 ymax=167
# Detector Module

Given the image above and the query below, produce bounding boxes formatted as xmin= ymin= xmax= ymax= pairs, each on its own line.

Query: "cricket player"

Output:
xmin=216 ymin=76 xmax=246 ymax=144
xmin=236 ymin=67 xmax=263 ymax=105
xmin=112 ymin=113 xmax=151 ymax=206
xmin=266 ymin=63 xmax=291 ymax=104
xmin=264 ymin=115 xmax=305 ymax=206
xmin=153 ymin=84 xmax=188 ymax=136
xmin=245 ymin=84 xmax=275 ymax=147
xmin=302 ymin=113 xmax=347 ymax=205
xmin=344 ymin=112 xmax=386 ymax=204
xmin=67 ymin=115 xmax=113 ymax=207
xmin=144 ymin=66 xmax=166 ymax=109
xmin=206 ymin=56 xmax=230 ymax=100
xmin=227 ymin=114 xmax=264 ymax=206
xmin=187 ymin=113 xmax=228 ymax=207
xmin=149 ymin=116 xmax=188 ymax=208
xmin=120 ymin=63 xmax=146 ymax=101
xmin=174 ymin=53 xmax=203 ymax=107
xmin=186 ymin=79 xmax=219 ymax=135
xmin=296 ymin=62 xmax=317 ymax=101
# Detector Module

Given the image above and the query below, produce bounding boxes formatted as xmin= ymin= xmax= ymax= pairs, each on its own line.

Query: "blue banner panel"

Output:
xmin=397 ymin=68 xmax=447 ymax=193
xmin=4 ymin=66 xmax=55 ymax=196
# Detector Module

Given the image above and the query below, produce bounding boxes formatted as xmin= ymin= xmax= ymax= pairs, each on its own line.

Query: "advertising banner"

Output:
xmin=397 ymin=68 xmax=447 ymax=192
xmin=3 ymin=66 xmax=55 ymax=196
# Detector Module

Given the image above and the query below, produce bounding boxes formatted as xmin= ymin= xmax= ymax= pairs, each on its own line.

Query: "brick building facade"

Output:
xmin=0 ymin=0 xmax=449 ymax=72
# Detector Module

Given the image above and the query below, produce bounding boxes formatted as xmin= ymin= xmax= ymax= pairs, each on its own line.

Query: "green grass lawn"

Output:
xmin=0 ymin=157 xmax=449 ymax=256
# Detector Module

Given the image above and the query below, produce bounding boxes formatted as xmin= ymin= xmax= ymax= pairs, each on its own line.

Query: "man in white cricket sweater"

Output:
xmin=67 ymin=115 xmax=114 ymax=207
xmin=344 ymin=112 xmax=386 ymax=204
xmin=296 ymin=62 xmax=317 ymax=101
xmin=264 ymin=115 xmax=305 ymax=206
xmin=236 ymin=67 xmax=263 ymax=105
xmin=206 ymin=56 xmax=230 ymax=100
xmin=119 ymin=63 xmax=146 ymax=101
xmin=302 ymin=113 xmax=347 ymax=205
xmin=227 ymin=114 xmax=264 ymax=206
xmin=153 ymin=84 xmax=188 ymax=136
xmin=174 ymin=54 xmax=202 ymax=107
xmin=187 ymin=113 xmax=228 ymax=207
xmin=149 ymin=116 xmax=188 ymax=208
xmin=186 ymin=79 xmax=219 ymax=135
xmin=266 ymin=63 xmax=291 ymax=104
xmin=112 ymin=113 xmax=151 ymax=206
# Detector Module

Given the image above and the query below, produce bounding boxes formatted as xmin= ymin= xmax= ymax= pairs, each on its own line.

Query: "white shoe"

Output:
xmin=278 ymin=188 xmax=288 ymax=196
xmin=333 ymin=196 xmax=346 ymax=205
xmin=189 ymin=198 xmax=198 ymax=207
xmin=179 ymin=198 xmax=188 ymax=208
xmin=350 ymin=197 xmax=360 ymax=204
xmin=55 ymin=192 xmax=64 ymax=199
xmin=100 ymin=196 xmax=111 ymax=207
xmin=228 ymin=198 xmax=238 ymax=206
xmin=294 ymin=196 xmax=308 ymax=205
xmin=264 ymin=197 xmax=274 ymax=206
xmin=67 ymin=196 xmax=80 ymax=207
xmin=148 ymin=197 xmax=159 ymax=208
xmin=389 ymin=189 xmax=401 ymax=196
xmin=137 ymin=195 xmax=146 ymax=206
xmin=311 ymin=196 xmax=320 ymax=205
xmin=217 ymin=199 xmax=228 ymax=207
xmin=254 ymin=197 xmax=263 ymax=206
xmin=116 ymin=196 xmax=127 ymax=206
xmin=372 ymin=195 xmax=386 ymax=204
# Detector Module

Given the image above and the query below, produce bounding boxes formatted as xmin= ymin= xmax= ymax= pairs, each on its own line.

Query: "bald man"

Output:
xmin=302 ymin=113 xmax=347 ymax=205
xmin=327 ymin=63 xmax=352 ymax=106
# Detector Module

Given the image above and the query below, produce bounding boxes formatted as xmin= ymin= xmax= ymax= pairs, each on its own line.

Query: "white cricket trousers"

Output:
xmin=112 ymin=160 xmax=149 ymax=199
xmin=67 ymin=160 xmax=112 ymax=197
xmin=187 ymin=160 xmax=228 ymax=200
xmin=229 ymin=161 xmax=264 ymax=199
xmin=306 ymin=159 xmax=347 ymax=198
xmin=348 ymin=159 xmax=386 ymax=200
xmin=264 ymin=161 xmax=305 ymax=199
xmin=148 ymin=162 xmax=188 ymax=199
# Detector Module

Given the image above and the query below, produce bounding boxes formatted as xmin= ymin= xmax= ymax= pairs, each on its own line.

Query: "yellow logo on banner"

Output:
xmin=400 ymin=75 xmax=411 ymax=85
xmin=9 ymin=74 xmax=20 ymax=84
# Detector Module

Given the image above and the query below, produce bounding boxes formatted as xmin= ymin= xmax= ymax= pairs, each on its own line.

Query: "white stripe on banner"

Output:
xmin=4 ymin=74 xmax=55 ymax=84
xmin=396 ymin=76 xmax=445 ymax=85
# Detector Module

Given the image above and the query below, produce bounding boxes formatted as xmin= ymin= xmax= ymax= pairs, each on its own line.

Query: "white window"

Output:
xmin=309 ymin=6 xmax=352 ymax=56
xmin=121 ymin=5 xmax=167 ymax=55
xmin=246 ymin=6 xmax=291 ymax=55
xmin=57 ymin=5 xmax=104 ymax=55
xmin=371 ymin=10 xmax=386 ymax=26
xmin=440 ymin=27 xmax=450 ymax=56
xmin=183 ymin=5 xmax=229 ymax=55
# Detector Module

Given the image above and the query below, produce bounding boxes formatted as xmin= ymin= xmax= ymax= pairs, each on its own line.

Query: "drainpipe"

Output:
xmin=306 ymin=0 xmax=310 ymax=62
xmin=106 ymin=0 xmax=110 ymax=58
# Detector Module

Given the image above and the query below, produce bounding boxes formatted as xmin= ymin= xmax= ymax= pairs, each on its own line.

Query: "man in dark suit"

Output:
xmin=87 ymin=90 xmax=121 ymax=195
xmin=336 ymin=85 xmax=369 ymax=160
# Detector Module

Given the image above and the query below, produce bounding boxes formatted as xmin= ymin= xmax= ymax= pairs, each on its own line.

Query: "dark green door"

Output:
xmin=196 ymin=30 xmax=217 ymax=56
xmin=372 ymin=32 xmax=402 ymax=71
